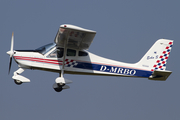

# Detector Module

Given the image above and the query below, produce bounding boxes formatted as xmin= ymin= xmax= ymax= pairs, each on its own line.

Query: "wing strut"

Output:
xmin=60 ymin=31 xmax=70 ymax=77
xmin=55 ymin=30 xmax=72 ymax=86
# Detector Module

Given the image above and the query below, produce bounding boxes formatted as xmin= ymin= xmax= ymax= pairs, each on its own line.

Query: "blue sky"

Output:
xmin=1 ymin=0 xmax=180 ymax=120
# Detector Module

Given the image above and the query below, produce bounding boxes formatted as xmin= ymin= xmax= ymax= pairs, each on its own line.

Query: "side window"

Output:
xmin=78 ymin=51 xmax=88 ymax=56
xmin=48 ymin=48 xmax=64 ymax=58
xmin=67 ymin=49 xmax=76 ymax=56
xmin=57 ymin=48 xmax=64 ymax=58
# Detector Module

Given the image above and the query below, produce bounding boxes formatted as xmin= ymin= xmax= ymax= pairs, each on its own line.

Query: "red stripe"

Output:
xmin=14 ymin=56 xmax=63 ymax=65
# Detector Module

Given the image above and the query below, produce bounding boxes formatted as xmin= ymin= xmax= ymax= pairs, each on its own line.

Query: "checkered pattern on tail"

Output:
xmin=64 ymin=59 xmax=78 ymax=67
xmin=151 ymin=42 xmax=173 ymax=71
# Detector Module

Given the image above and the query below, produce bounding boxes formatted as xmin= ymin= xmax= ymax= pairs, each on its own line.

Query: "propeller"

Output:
xmin=7 ymin=32 xmax=14 ymax=74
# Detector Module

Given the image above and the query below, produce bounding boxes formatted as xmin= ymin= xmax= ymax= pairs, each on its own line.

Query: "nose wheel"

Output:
xmin=14 ymin=79 xmax=22 ymax=85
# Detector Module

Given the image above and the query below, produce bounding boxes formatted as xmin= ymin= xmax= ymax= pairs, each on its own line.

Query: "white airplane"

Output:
xmin=7 ymin=24 xmax=174 ymax=92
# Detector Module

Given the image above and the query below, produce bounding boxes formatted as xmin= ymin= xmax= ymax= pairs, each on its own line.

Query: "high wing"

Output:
xmin=54 ymin=24 xmax=96 ymax=50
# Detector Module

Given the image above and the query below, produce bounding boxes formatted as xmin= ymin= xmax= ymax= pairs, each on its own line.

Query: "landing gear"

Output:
xmin=12 ymin=68 xmax=30 ymax=85
xmin=14 ymin=79 xmax=22 ymax=85
xmin=53 ymin=83 xmax=64 ymax=92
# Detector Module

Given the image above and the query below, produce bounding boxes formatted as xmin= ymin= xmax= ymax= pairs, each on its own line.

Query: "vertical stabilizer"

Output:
xmin=137 ymin=39 xmax=173 ymax=71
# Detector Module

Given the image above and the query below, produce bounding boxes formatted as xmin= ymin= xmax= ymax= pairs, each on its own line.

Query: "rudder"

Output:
xmin=137 ymin=39 xmax=173 ymax=71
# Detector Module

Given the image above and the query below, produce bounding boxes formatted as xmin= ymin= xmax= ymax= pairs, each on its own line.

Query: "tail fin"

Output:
xmin=137 ymin=39 xmax=173 ymax=72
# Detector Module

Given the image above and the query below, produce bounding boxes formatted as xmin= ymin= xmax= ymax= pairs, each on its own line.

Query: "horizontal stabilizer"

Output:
xmin=148 ymin=70 xmax=172 ymax=81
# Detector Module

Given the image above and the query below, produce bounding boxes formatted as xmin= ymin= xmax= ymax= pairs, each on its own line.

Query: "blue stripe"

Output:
xmin=73 ymin=61 xmax=152 ymax=78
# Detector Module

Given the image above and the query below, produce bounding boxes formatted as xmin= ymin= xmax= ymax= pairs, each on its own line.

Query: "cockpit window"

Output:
xmin=48 ymin=48 xmax=64 ymax=58
xmin=35 ymin=43 xmax=56 ymax=55
xmin=47 ymin=48 xmax=76 ymax=58
xmin=48 ymin=50 xmax=57 ymax=58
xmin=57 ymin=48 xmax=64 ymax=58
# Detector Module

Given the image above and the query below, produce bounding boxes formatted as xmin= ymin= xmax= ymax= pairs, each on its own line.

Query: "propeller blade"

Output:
xmin=7 ymin=32 xmax=14 ymax=74
xmin=8 ymin=57 xmax=12 ymax=74
xmin=10 ymin=32 xmax=14 ymax=52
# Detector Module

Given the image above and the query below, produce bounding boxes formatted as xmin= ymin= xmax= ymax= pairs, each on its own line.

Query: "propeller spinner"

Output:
xmin=7 ymin=32 xmax=14 ymax=74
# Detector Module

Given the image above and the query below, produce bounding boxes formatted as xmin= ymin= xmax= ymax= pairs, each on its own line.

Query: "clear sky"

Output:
xmin=1 ymin=0 xmax=180 ymax=120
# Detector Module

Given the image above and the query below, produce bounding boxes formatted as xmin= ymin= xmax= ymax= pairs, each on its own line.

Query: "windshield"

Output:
xmin=35 ymin=43 xmax=56 ymax=54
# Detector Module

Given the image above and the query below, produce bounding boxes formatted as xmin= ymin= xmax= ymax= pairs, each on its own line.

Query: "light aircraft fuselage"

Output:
xmin=13 ymin=44 xmax=152 ymax=77
xmin=7 ymin=24 xmax=174 ymax=92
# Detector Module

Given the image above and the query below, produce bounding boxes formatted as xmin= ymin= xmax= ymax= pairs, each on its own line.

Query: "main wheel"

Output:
xmin=53 ymin=83 xmax=63 ymax=92
xmin=14 ymin=80 xmax=22 ymax=85
xmin=54 ymin=87 xmax=63 ymax=92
